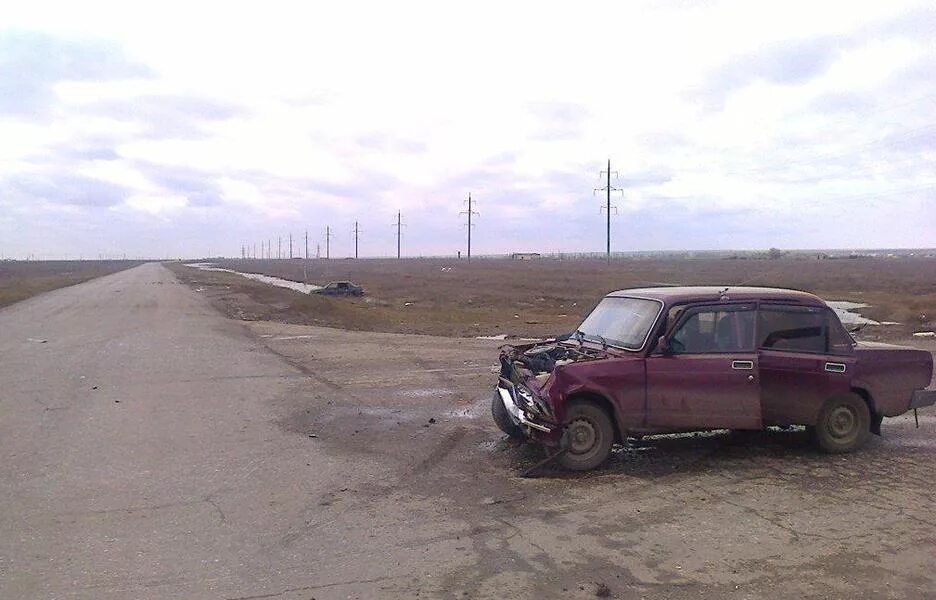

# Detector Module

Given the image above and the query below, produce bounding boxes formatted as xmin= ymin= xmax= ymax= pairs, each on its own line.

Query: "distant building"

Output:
xmin=510 ymin=252 xmax=541 ymax=261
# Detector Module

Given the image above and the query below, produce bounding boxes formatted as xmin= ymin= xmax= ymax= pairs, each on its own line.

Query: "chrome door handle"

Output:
xmin=825 ymin=362 xmax=847 ymax=373
xmin=731 ymin=360 xmax=754 ymax=370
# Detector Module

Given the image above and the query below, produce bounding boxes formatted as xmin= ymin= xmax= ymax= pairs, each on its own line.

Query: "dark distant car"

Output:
xmin=314 ymin=281 xmax=364 ymax=296
xmin=493 ymin=286 xmax=935 ymax=471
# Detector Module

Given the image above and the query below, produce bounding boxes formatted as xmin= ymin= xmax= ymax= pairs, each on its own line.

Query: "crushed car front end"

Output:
xmin=494 ymin=339 xmax=610 ymax=446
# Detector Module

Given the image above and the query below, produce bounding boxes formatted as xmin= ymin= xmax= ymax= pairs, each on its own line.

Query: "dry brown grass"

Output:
xmin=0 ymin=261 xmax=143 ymax=309
xmin=169 ymin=256 xmax=936 ymax=340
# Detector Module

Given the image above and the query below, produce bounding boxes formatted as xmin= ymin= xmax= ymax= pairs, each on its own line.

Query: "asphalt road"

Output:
xmin=2 ymin=263 xmax=935 ymax=599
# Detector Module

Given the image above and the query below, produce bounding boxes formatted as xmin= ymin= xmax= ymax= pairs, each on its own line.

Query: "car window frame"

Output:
xmin=666 ymin=302 xmax=757 ymax=355
xmin=755 ymin=303 xmax=854 ymax=356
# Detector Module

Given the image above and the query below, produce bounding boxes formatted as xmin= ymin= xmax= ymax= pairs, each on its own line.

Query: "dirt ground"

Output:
xmin=251 ymin=319 xmax=936 ymax=599
xmin=0 ymin=260 xmax=142 ymax=308
xmin=168 ymin=257 xmax=936 ymax=342
xmin=164 ymin=258 xmax=936 ymax=597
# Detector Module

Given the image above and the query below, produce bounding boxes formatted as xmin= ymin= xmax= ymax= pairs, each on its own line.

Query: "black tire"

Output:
xmin=813 ymin=393 xmax=871 ymax=453
xmin=492 ymin=390 xmax=524 ymax=439
xmin=558 ymin=401 xmax=615 ymax=471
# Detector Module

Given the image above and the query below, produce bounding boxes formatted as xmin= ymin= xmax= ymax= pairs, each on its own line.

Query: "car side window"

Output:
xmin=670 ymin=308 xmax=755 ymax=354
xmin=758 ymin=307 xmax=847 ymax=354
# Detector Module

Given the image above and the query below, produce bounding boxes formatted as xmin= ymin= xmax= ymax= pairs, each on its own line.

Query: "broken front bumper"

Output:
xmin=496 ymin=381 xmax=553 ymax=433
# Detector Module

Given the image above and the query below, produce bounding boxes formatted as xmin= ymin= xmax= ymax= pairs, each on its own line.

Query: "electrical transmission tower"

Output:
xmin=305 ymin=230 xmax=309 ymax=260
xmin=277 ymin=236 xmax=282 ymax=260
xmin=289 ymin=233 xmax=293 ymax=259
xmin=460 ymin=193 xmax=479 ymax=262
xmin=324 ymin=226 xmax=332 ymax=259
xmin=351 ymin=221 xmax=362 ymax=259
xmin=391 ymin=210 xmax=406 ymax=259
xmin=594 ymin=159 xmax=622 ymax=264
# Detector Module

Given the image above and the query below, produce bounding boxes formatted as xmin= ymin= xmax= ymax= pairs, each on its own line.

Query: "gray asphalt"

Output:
xmin=3 ymin=263 xmax=935 ymax=600
xmin=0 ymin=263 xmax=431 ymax=599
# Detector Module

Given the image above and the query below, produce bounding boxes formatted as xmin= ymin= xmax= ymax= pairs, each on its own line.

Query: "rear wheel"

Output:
xmin=558 ymin=401 xmax=615 ymax=471
xmin=491 ymin=390 xmax=524 ymax=439
xmin=813 ymin=393 xmax=870 ymax=453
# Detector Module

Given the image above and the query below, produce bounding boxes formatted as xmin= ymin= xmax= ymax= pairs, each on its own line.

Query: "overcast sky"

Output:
xmin=1 ymin=1 xmax=934 ymax=259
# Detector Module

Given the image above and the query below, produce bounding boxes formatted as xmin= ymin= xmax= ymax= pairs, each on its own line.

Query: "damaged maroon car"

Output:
xmin=493 ymin=286 xmax=936 ymax=471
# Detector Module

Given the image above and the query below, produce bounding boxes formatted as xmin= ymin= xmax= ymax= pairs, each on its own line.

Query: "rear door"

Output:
xmin=757 ymin=305 xmax=856 ymax=426
xmin=646 ymin=303 xmax=761 ymax=430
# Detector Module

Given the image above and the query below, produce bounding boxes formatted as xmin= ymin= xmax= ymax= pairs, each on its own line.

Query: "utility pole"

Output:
xmin=460 ymin=193 xmax=479 ymax=262
xmin=253 ymin=243 xmax=257 ymax=259
xmin=325 ymin=226 xmax=332 ymax=259
xmin=352 ymin=221 xmax=361 ymax=259
xmin=316 ymin=242 xmax=321 ymax=259
xmin=305 ymin=230 xmax=309 ymax=260
xmin=594 ymin=159 xmax=622 ymax=265
xmin=392 ymin=210 xmax=406 ymax=259
xmin=278 ymin=236 xmax=282 ymax=260
xmin=289 ymin=233 xmax=293 ymax=259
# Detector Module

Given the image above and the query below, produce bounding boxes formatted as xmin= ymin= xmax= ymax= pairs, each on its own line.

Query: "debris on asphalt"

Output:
xmin=308 ymin=433 xmax=317 ymax=438
xmin=27 ymin=338 xmax=47 ymax=344
xmin=595 ymin=582 xmax=611 ymax=597
xmin=428 ymin=418 xmax=436 ymax=424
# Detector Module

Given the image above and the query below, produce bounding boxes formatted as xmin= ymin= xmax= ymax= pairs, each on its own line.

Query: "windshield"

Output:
xmin=577 ymin=296 xmax=662 ymax=350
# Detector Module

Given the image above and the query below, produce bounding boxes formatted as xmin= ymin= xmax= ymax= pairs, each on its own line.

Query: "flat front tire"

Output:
xmin=814 ymin=393 xmax=871 ymax=453
xmin=558 ymin=401 xmax=615 ymax=471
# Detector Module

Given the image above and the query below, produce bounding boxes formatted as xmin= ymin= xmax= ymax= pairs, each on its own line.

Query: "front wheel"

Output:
xmin=558 ymin=401 xmax=615 ymax=471
xmin=813 ymin=393 xmax=870 ymax=453
xmin=491 ymin=390 xmax=524 ymax=439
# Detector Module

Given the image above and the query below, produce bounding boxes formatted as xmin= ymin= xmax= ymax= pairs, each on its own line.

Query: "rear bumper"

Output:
xmin=910 ymin=389 xmax=936 ymax=409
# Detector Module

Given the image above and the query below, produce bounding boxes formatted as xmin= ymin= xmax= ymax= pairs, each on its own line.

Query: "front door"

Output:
xmin=646 ymin=304 xmax=762 ymax=430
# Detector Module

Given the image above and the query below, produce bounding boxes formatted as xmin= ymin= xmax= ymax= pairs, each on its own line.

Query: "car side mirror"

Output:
xmin=656 ymin=335 xmax=669 ymax=354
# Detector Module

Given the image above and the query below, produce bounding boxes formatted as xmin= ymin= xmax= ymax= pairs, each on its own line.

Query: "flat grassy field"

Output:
xmin=0 ymin=261 xmax=143 ymax=309
xmin=169 ymin=256 xmax=936 ymax=340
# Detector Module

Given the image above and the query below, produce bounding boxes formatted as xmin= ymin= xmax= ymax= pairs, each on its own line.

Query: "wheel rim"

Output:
xmin=826 ymin=405 xmax=858 ymax=441
xmin=568 ymin=418 xmax=599 ymax=454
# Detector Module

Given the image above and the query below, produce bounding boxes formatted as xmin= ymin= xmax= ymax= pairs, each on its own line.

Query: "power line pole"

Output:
xmin=277 ymin=236 xmax=282 ymax=260
xmin=325 ymin=226 xmax=332 ymax=259
xmin=392 ymin=210 xmax=406 ymax=259
xmin=305 ymin=230 xmax=309 ymax=260
xmin=352 ymin=221 xmax=361 ymax=259
xmin=460 ymin=193 xmax=479 ymax=263
xmin=594 ymin=159 xmax=622 ymax=265
xmin=289 ymin=233 xmax=293 ymax=259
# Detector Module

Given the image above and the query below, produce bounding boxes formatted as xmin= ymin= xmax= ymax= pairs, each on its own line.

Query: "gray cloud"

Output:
xmin=1 ymin=172 xmax=129 ymax=208
xmin=696 ymin=35 xmax=849 ymax=110
xmin=134 ymin=162 xmax=223 ymax=207
xmin=83 ymin=95 xmax=247 ymax=139
xmin=0 ymin=29 xmax=153 ymax=116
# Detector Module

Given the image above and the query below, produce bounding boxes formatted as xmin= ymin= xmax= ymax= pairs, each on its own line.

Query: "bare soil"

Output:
xmin=168 ymin=257 xmax=936 ymax=341
xmin=0 ymin=260 xmax=143 ymax=309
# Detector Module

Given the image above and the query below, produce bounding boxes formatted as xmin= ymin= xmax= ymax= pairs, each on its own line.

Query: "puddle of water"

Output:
xmin=185 ymin=263 xmax=322 ymax=294
xmin=825 ymin=300 xmax=881 ymax=326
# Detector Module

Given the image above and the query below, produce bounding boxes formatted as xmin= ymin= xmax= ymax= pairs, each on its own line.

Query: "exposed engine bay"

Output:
xmin=499 ymin=340 xmax=607 ymax=379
